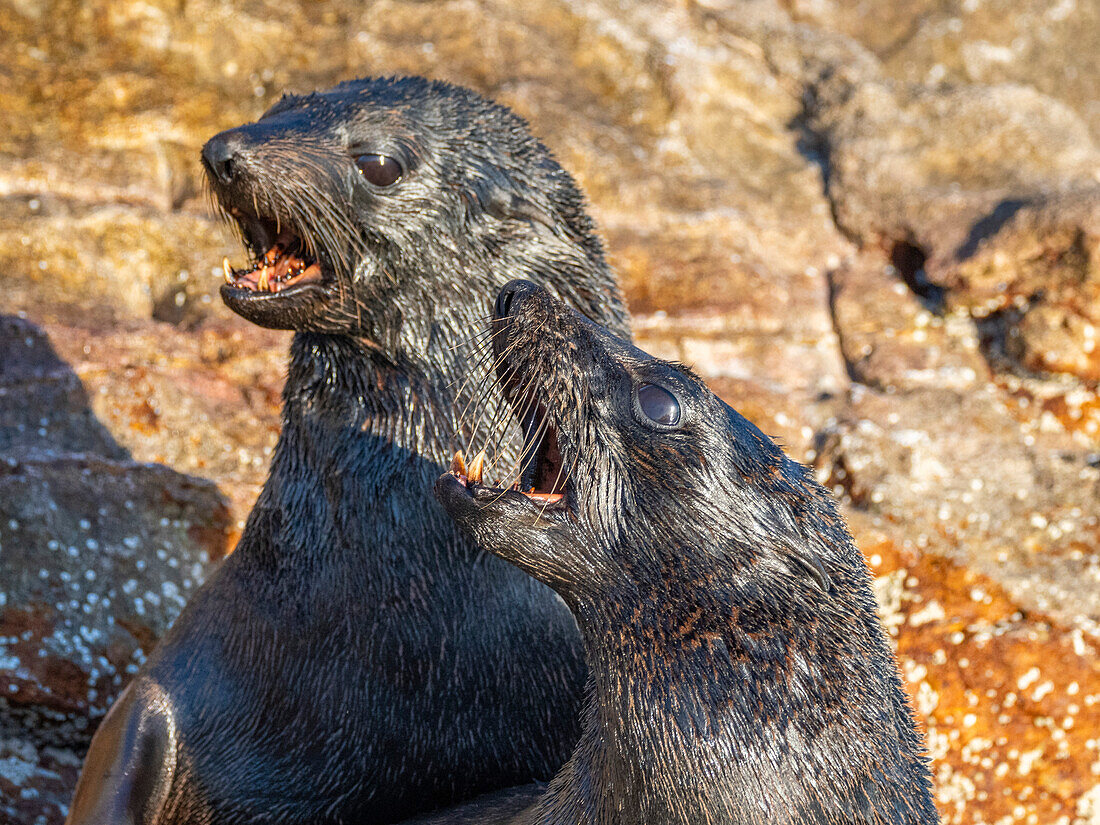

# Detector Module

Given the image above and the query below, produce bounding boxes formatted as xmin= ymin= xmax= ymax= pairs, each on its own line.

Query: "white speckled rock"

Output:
xmin=0 ymin=317 xmax=229 ymax=825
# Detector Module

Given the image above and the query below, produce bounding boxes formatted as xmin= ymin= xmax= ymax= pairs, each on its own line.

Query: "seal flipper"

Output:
xmin=66 ymin=679 xmax=177 ymax=825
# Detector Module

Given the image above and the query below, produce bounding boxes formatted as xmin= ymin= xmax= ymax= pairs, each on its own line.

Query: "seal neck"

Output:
xmin=234 ymin=329 xmax=478 ymax=573
xmin=539 ymin=573 xmax=936 ymax=825
xmin=281 ymin=329 xmax=470 ymax=464
xmin=557 ymin=606 xmax=742 ymax=823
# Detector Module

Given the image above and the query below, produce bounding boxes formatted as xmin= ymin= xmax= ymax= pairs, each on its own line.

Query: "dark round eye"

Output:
xmin=355 ymin=154 xmax=403 ymax=186
xmin=637 ymin=383 xmax=681 ymax=427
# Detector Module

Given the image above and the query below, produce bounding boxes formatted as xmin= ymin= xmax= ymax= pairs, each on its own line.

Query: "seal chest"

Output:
xmin=67 ymin=78 xmax=629 ymax=825
xmin=419 ymin=280 xmax=941 ymax=824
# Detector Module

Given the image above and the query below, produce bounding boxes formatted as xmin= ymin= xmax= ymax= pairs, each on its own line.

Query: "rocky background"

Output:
xmin=2 ymin=0 xmax=1099 ymax=822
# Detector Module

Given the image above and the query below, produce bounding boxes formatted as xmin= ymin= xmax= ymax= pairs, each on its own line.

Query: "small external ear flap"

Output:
xmin=785 ymin=548 xmax=832 ymax=595
xmin=493 ymin=192 xmax=560 ymax=234
xmin=464 ymin=168 xmax=559 ymax=234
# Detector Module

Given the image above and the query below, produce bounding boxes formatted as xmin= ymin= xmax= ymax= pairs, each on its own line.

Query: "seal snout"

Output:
xmin=201 ymin=127 xmax=332 ymax=311
xmin=201 ymin=131 xmax=242 ymax=186
xmin=201 ymin=123 xmax=271 ymax=187
xmin=494 ymin=279 xmax=544 ymax=323
xmin=201 ymin=110 xmax=384 ymax=340
xmin=447 ymin=280 xmax=573 ymax=508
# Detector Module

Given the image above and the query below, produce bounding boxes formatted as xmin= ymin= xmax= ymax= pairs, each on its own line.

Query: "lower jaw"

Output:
xmin=220 ymin=282 xmax=334 ymax=331
xmin=450 ymin=452 xmax=567 ymax=506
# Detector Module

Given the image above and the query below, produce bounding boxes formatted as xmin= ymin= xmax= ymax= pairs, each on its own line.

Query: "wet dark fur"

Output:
xmin=422 ymin=281 xmax=940 ymax=824
xmin=67 ymin=78 xmax=629 ymax=825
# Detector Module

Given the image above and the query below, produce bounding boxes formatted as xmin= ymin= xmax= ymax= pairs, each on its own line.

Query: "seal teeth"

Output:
xmin=451 ymin=450 xmax=467 ymax=477
xmin=468 ymin=450 xmax=486 ymax=484
xmin=222 ymin=257 xmax=234 ymax=285
xmin=257 ymin=265 xmax=270 ymax=292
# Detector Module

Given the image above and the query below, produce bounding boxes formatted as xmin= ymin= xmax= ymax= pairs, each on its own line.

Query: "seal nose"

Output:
xmin=495 ymin=279 xmax=538 ymax=319
xmin=201 ymin=131 xmax=243 ymax=185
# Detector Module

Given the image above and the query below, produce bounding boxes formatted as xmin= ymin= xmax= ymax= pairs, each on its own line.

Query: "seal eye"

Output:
xmin=637 ymin=383 xmax=681 ymax=427
xmin=355 ymin=154 xmax=403 ymax=187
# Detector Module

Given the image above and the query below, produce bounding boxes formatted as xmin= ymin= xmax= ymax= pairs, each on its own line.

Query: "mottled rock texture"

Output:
xmin=2 ymin=1 xmax=1098 ymax=823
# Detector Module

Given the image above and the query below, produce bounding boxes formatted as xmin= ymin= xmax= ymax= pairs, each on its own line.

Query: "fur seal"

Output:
xmin=417 ymin=280 xmax=940 ymax=824
xmin=66 ymin=77 xmax=629 ymax=825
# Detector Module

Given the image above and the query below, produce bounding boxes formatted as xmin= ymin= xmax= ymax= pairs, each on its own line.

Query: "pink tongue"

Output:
xmin=235 ymin=239 xmax=324 ymax=292
xmin=524 ymin=492 xmax=564 ymax=503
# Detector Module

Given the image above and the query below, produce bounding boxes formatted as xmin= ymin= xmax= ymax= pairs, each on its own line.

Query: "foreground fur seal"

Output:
xmin=418 ymin=280 xmax=939 ymax=824
xmin=67 ymin=77 xmax=629 ymax=825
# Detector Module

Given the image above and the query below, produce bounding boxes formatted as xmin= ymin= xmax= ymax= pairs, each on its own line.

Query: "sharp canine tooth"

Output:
xmin=222 ymin=258 xmax=233 ymax=284
xmin=451 ymin=450 xmax=467 ymax=476
xmin=469 ymin=450 xmax=486 ymax=484
xmin=257 ymin=265 xmax=270 ymax=291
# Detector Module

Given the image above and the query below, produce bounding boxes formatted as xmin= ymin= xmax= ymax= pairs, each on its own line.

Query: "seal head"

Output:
xmin=203 ymin=75 xmax=620 ymax=343
xmin=431 ymin=280 xmax=940 ymax=825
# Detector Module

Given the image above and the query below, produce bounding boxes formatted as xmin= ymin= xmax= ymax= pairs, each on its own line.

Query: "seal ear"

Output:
xmin=783 ymin=545 xmax=832 ymax=594
xmin=463 ymin=169 xmax=559 ymax=235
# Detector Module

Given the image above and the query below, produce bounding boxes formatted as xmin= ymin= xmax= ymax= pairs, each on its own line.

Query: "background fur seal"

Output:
xmin=66 ymin=77 xmax=629 ymax=825
xmin=418 ymin=280 xmax=939 ymax=824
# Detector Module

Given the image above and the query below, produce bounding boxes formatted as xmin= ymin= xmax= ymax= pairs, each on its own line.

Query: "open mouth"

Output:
xmin=221 ymin=211 xmax=326 ymax=295
xmin=449 ymin=396 xmax=568 ymax=507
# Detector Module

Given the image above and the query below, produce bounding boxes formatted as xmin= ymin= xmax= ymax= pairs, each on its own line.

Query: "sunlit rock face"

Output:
xmin=2 ymin=1 xmax=1099 ymax=823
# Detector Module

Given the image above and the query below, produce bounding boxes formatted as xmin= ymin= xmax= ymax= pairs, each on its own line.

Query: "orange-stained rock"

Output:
xmin=849 ymin=512 xmax=1100 ymax=825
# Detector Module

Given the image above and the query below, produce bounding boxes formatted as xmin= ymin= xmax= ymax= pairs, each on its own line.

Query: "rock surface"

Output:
xmin=2 ymin=1 xmax=1098 ymax=822
xmin=0 ymin=315 xmax=233 ymax=824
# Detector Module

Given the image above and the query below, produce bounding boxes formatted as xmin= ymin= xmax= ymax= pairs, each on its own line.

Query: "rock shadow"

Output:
xmin=0 ymin=314 xmax=129 ymax=460
xmin=954 ymin=198 xmax=1029 ymax=262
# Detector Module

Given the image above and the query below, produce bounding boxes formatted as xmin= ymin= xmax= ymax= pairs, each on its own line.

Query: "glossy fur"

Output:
xmin=67 ymin=78 xmax=629 ymax=825
xmin=422 ymin=281 xmax=940 ymax=825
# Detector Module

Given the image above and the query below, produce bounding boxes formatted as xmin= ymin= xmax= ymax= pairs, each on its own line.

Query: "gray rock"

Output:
xmin=0 ymin=316 xmax=229 ymax=822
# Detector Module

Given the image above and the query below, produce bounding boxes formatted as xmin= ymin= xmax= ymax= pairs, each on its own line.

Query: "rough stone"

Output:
xmin=3 ymin=0 xmax=1099 ymax=822
xmin=0 ymin=315 xmax=231 ymax=821
xmin=814 ymin=384 xmax=1100 ymax=636
xmin=813 ymin=78 xmax=1100 ymax=251
xmin=935 ymin=191 xmax=1100 ymax=390
xmin=828 ymin=252 xmax=990 ymax=392
xmin=816 ymin=0 xmax=1100 ymax=143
